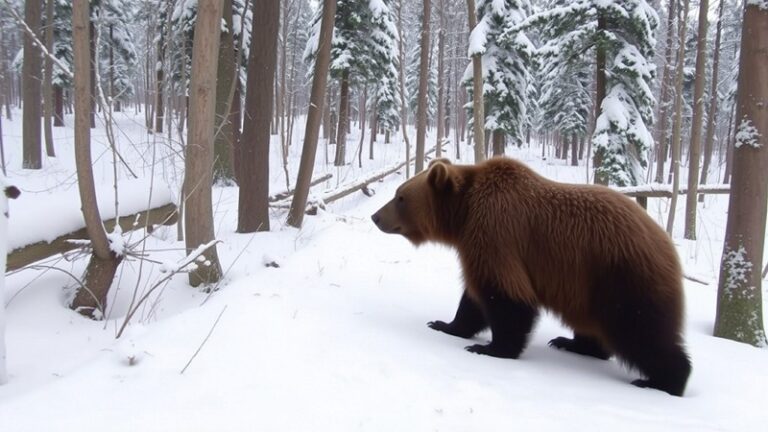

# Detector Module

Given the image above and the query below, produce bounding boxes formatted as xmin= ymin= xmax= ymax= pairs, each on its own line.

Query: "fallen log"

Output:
xmin=6 ymin=203 xmax=178 ymax=272
xmin=273 ymin=145 xmax=443 ymax=210
xmin=268 ymin=174 xmax=332 ymax=202
xmin=616 ymin=184 xmax=730 ymax=198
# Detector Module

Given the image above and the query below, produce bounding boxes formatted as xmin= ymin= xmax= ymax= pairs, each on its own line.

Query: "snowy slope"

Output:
xmin=0 ymin=112 xmax=767 ymax=431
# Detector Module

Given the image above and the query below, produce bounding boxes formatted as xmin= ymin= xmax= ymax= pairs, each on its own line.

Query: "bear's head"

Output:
xmin=371 ymin=158 xmax=464 ymax=246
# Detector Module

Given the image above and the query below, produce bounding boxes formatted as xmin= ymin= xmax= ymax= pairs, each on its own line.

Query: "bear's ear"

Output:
xmin=427 ymin=161 xmax=457 ymax=192
xmin=428 ymin=158 xmax=452 ymax=168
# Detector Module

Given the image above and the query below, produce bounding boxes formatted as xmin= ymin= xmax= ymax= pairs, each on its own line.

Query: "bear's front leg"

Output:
xmin=428 ymin=291 xmax=487 ymax=338
xmin=465 ymin=292 xmax=538 ymax=359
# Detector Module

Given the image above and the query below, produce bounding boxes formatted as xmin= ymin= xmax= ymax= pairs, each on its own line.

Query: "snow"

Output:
xmin=0 ymin=175 xmax=13 ymax=385
xmin=1 ymin=111 xmax=767 ymax=430
xmin=734 ymin=117 xmax=763 ymax=149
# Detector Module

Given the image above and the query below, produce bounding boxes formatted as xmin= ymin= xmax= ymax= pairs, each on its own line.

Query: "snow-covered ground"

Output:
xmin=0 ymin=111 xmax=766 ymax=431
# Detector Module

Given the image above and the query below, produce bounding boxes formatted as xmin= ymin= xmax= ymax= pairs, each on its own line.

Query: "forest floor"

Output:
xmin=0 ymin=111 xmax=766 ymax=431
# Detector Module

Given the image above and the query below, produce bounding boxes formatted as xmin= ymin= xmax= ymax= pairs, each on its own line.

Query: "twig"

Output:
xmin=762 ymin=262 xmax=767 ymax=279
xmin=684 ymin=273 xmax=710 ymax=286
xmin=180 ymin=305 xmax=227 ymax=375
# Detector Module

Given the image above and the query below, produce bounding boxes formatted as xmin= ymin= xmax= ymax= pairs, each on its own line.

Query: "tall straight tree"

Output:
xmin=23 ymin=0 xmax=43 ymax=169
xmin=43 ymin=0 xmax=55 ymax=157
xmin=655 ymin=0 xmax=677 ymax=183
xmin=71 ymin=0 xmax=123 ymax=317
xmin=466 ymin=0 xmax=485 ymax=163
xmin=700 ymin=0 xmax=726 ymax=198
xmin=684 ymin=0 xmax=710 ymax=240
xmin=713 ymin=1 xmax=767 ymax=347
xmin=435 ymin=0 xmax=446 ymax=157
xmin=666 ymin=0 xmax=691 ymax=235
xmin=213 ymin=0 xmax=237 ymax=184
xmin=415 ymin=0 xmax=430 ymax=174
xmin=287 ymin=0 xmax=336 ymax=229
xmin=184 ymin=0 xmax=224 ymax=286
xmin=238 ymin=0 xmax=278 ymax=233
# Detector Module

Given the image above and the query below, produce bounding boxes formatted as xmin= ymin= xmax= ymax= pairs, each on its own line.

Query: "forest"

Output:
xmin=0 ymin=0 xmax=767 ymax=429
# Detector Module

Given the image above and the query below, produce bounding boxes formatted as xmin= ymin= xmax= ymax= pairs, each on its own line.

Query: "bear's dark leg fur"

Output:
xmin=465 ymin=291 xmax=538 ymax=359
xmin=596 ymin=267 xmax=692 ymax=397
xmin=428 ymin=292 xmax=487 ymax=338
xmin=548 ymin=333 xmax=612 ymax=360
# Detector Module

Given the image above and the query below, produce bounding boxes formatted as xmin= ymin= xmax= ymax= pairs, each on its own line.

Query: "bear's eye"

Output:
xmin=397 ymin=196 xmax=405 ymax=204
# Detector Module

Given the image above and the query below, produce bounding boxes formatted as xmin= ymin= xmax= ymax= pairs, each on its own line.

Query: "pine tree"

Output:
xmin=96 ymin=0 xmax=138 ymax=111
xmin=516 ymin=0 xmax=658 ymax=186
xmin=468 ymin=0 xmax=533 ymax=152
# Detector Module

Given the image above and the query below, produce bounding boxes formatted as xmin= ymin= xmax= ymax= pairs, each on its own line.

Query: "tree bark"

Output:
xmin=571 ymin=133 xmax=578 ymax=166
xmin=666 ymin=0 xmax=691 ymax=235
xmin=286 ymin=0 xmax=336 ymax=228
xmin=655 ymin=0 xmax=676 ymax=183
xmin=435 ymin=0 xmax=446 ymax=158
xmin=466 ymin=0 xmax=485 ymax=164
xmin=684 ymin=0 xmax=710 ymax=240
xmin=415 ymin=0 xmax=431 ymax=173
xmin=154 ymin=9 xmax=166 ymax=133
xmin=714 ymin=2 xmax=768 ymax=347
xmin=71 ymin=0 xmax=121 ymax=317
xmin=700 ymin=0 xmax=725 ymax=200
xmin=213 ymin=0 xmax=237 ymax=184
xmin=334 ymin=69 xmax=350 ymax=166
xmin=369 ymin=96 xmax=377 ymax=160
xmin=592 ymin=12 xmax=607 ymax=185
xmin=238 ymin=0 xmax=278 ymax=233
xmin=22 ymin=0 xmax=43 ymax=169
xmin=396 ymin=0 xmax=412 ymax=178
xmin=43 ymin=0 xmax=55 ymax=157
xmin=492 ymin=130 xmax=504 ymax=156
xmin=184 ymin=0 xmax=225 ymax=287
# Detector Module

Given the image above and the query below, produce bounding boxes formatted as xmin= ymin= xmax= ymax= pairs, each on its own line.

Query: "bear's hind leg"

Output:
xmin=626 ymin=344 xmax=691 ymax=397
xmin=465 ymin=293 xmax=538 ymax=359
xmin=549 ymin=333 xmax=611 ymax=360
xmin=428 ymin=291 xmax=487 ymax=338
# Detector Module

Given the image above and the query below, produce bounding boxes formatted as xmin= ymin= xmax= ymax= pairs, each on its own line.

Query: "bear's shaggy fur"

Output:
xmin=372 ymin=157 xmax=691 ymax=396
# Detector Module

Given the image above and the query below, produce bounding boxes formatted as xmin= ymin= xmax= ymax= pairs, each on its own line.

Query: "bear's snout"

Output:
xmin=371 ymin=206 xmax=400 ymax=234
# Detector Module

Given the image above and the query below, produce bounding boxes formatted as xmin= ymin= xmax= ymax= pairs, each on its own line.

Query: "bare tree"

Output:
xmin=334 ymin=69 xmax=350 ymax=166
xmin=238 ymin=0 xmax=278 ymax=233
xmin=287 ymin=0 xmax=336 ymax=228
xmin=213 ymin=0 xmax=238 ymax=184
xmin=42 ymin=0 xmax=55 ymax=157
xmin=466 ymin=0 xmax=484 ymax=163
xmin=396 ymin=0 xmax=412 ymax=178
xmin=435 ymin=0 xmax=446 ymax=158
xmin=22 ymin=0 xmax=43 ymax=169
xmin=666 ymin=0 xmax=691 ymax=235
xmin=592 ymin=11 xmax=607 ymax=185
xmin=184 ymin=0 xmax=225 ymax=287
xmin=655 ymin=0 xmax=677 ymax=183
xmin=713 ymin=1 xmax=767 ymax=347
xmin=70 ymin=0 xmax=123 ymax=317
xmin=684 ymin=0 xmax=710 ymax=240
xmin=699 ymin=0 xmax=725 ymax=198
xmin=415 ymin=0 xmax=431 ymax=174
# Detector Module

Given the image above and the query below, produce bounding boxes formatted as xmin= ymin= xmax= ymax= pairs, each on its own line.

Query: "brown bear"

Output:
xmin=371 ymin=157 xmax=691 ymax=396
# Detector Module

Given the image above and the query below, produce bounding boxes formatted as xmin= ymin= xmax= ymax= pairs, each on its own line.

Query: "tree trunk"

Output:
xmin=492 ymin=130 xmax=504 ymax=156
xmin=89 ymin=22 xmax=96 ymax=129
xmin=369 ymin=96 xmax=377 ymax=160
xmin=286 ymin=0 xmax=336 ymax=229
xmin=571 ymin=133 xmax=578 ymax=166
xmin=53 ymin=85 xmax=64 ymax=126
xmin=334 ymin=69 xmax=350 ymax=166
xmin=592 ymin=12 xmax=607 ymax=185
xmin=154 ymin=11 xmax=166 ymax=134
xmin=700 ymin=0 xmax=725 ymax=200
xmin=714 ymin=2 xmax=768 ymax=347
xmin=43 ymin=0 xmax=55 ymax=157
xmin=435 ymin=0 xmax=446 ymax=158
xmin=666 ymin=0 xmax=691 ymax=235
xmin=655 ymin=0 xmax=677 ymax=183
xmin=723 ymin=102 xmax=735 ymax=184
xmin=358 ymin=88 xmax=367 ymax=168
xmin=184 ymin=0 xmax=225 ymax=287
xmin=466 ymin=0 xmax=485 ymax=164
xmin=213 ymin=0 xmax=237 ymax=184
xmin=683 ymin=0 xmax=710 ymax=240
xmin=415 ymin=0 xmax=431 ymax=173
xmin=22 ymin=0 xmax=43 ymax=169
xmin=238 ymin=0 xmax=278 ymax=233
xmin=71 ymin=0 xmax=121 ymax=317
xmin=396 ymin=0 xmax=412 ymax=178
